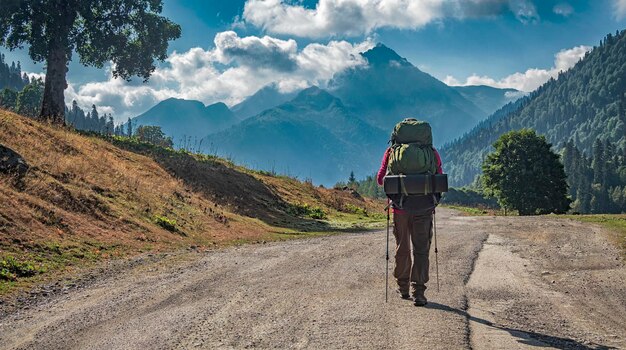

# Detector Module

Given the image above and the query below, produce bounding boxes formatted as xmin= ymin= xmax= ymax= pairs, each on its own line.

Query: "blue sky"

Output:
xmin=4 ymin=0 xmax=626 ymax=121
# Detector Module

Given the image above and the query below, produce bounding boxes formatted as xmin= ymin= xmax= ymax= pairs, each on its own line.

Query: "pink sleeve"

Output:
xmin=433 ymin=148 xmax=443 ymax=174
xmin=377 ymin=148 xmax=391 ymax=186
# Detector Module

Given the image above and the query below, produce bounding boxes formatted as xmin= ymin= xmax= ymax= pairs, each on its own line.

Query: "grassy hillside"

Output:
xmin=0 ymin=110 xmax=384 ymax=293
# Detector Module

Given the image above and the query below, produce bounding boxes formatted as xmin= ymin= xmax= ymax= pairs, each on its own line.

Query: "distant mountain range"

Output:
xmin=441 ymin=30 xmax=626 ymax=187
xmin=131 ymin=98 xmax=238 ymax=143
xmin=452 ymin=85 xmax=523 ymax=117
xmin=129 ymin=44 xmax=520 ymax=185
xmin=209 ymin=87 xmax=388 ymax=185
xmin=231 ymin=84 xmax=298 ymax=120
xmin=328 ymin=44 xmax=489 ymax=143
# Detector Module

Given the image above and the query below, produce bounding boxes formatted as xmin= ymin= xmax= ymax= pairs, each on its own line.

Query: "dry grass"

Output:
xmin=0 ymin=110 xmax=385 ymax=294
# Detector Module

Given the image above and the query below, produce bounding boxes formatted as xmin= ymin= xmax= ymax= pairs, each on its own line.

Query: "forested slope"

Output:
xmin=442 ymin=30 xmax=626 ymax=188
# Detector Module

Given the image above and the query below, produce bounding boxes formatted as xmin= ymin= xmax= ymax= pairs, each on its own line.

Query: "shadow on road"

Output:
xmin=426 ymin=302 xmax=616 ymax=350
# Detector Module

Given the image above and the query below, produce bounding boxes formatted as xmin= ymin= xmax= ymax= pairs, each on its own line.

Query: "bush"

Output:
xmin=287 ymin=203 xmax=327 ymax=220
xmin=0 ymin=256 xmax=38 ymax=281
xmin=154 ymin=215 xmax=178 ymax=232
xmin=345 ymin=203 xmax=368 ymax=216
xmin=307 ymin=206 xmax=327 ymax=220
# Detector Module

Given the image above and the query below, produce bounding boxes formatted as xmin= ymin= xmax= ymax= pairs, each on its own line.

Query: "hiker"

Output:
xmin=377 ymin=118 xmax=443 ymax=306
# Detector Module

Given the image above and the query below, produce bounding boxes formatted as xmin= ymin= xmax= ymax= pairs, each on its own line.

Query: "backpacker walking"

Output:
xmin=377 ymin=118 xmax=444 ymax=306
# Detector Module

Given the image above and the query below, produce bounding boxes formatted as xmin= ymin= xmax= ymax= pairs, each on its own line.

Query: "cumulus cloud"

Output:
xmin=65 ymin=32 xmax=373 ymax=122
xmin=213 ymin=31 xmax=298 ymax=71
xmin=242 ymin=0 xmax=544 ymax=38
xmin=615 ymin=0 xmax=626 ymax=19
xmin=243 ymin=0 xmax=443 ymax=38
xmin=444 ymin=45 xmax=591 ymax=92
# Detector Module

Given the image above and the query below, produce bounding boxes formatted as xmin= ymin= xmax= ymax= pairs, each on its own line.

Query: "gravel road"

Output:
xmin=1 ymin=208 xmax=624 ymax=349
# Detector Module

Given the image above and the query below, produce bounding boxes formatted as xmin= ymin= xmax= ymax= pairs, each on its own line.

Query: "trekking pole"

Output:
xmin=433 ymin=211 xmax=440 ymax=293
xmin=385 ymin=199 xmax=390 ymax=303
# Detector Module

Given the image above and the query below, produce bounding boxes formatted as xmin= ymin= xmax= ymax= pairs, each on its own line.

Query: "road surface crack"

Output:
xmin=462 ymin=233 xmax=489 ymax=350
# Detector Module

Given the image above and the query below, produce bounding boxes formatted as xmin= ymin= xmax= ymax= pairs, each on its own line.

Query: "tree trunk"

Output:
xmin=39 ymin=46 xmax=69 ymax=125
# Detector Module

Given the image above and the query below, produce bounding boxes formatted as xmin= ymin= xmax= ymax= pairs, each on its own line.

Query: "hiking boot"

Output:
xmin=413 ymin=286 xmax=427 ymax=307
xmin=397 ymin=288 xmax=411 ymax=300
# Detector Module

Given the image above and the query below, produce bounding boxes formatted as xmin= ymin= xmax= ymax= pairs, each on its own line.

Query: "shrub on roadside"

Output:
xmin=345 ymin=204 xmax=368 ymax=216
xmin=154 ymin=215 xmax=179 ymax=233
xmin=287 ymin=203 xmax=327 ymax=220
xmin=0 ymin=256 xmax=39 ymax=281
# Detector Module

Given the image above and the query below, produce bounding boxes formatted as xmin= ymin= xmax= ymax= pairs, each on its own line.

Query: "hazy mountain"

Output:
xmin=231 ymin=84 xmax=299 ymax=120
xmin=441 ymin=30 xmax=626 ymax=187
xmin=131 ymin=98 xmax=238 ymax=145
xmin=206 ymin=87 xmax=388 ymax=185
xmin=328 ymin=44 xmax=487 ymax=145
xmin=452 ymin=85 xmax=524 ymax=116
xmin=133 ymin=44 xmax=524 ymax=185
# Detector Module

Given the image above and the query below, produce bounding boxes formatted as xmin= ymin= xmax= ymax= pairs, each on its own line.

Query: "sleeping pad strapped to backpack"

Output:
xmin=386 ymin=118 xmax=438 ymax=213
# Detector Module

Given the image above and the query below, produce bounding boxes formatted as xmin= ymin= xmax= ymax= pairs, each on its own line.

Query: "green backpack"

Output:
xmin=387 ymin=119 xmax=437 ymax=175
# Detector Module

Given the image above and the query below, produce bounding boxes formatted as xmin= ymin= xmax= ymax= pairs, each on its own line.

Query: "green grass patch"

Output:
xmin=0 ymin=256 xmax=43 ymax=281
xmin=154 ymin=215 xmax=182 ymax=234
xmin=287 ymin=203 xmax=327 ymax=220
xmin=344 ymin=204 xmax=368 ymax=216
xmin=443 ymin=205 xmax=493 ymax=216
xmin=0 ymin=240 xmax=124 ymax=295
xmin=442 ymin=204 xmax=518 ymax=216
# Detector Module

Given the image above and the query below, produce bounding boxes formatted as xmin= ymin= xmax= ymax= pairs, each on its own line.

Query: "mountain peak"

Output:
xmin=291 ymin=86 xmax=342 ymax=110
xmin=361 ymin=43 xmax=411 ymax=67
xmin=207 ymin=101 xmax=229 ymax=111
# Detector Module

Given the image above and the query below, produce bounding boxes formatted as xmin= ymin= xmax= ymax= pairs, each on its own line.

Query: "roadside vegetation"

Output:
xmin=0 ymin=110 xmax=385 ymax=295
xmin=441 ymin=205 xmax=509 ymax=216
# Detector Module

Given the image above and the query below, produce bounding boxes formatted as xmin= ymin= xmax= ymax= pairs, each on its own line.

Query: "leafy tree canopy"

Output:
xmin=15 ymin=78 xmax=43 ymax=117
xmin=136 ymin=125 xmax=173 ymax=148
xmin=482 ymin=129 xmax=571 ymax=215
xmin=0 ymin=0 xmax=181 ymax=122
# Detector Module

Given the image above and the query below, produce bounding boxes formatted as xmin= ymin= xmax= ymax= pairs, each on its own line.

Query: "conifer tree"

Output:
xmin=127 ymin=118 xmax=133 ymax=137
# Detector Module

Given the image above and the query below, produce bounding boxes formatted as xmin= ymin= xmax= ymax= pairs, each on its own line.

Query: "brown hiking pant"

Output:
xmin=393 ymin=211 xmax=433 ymax=295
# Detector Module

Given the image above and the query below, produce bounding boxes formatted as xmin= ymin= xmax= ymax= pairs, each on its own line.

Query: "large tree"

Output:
xmin=482 ymin=129 xmax=571 ymax=215
xmin=0 ymin=0 xmax=181 ymax=124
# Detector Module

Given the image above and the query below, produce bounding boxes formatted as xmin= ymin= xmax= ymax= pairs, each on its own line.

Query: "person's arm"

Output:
xmin=433 ymin=148 xmax=443 ymax=174
xmin=377 ymin=148 xmax=392 ymax=186
xmin=433 ymin=148 xmax=444 ymax=205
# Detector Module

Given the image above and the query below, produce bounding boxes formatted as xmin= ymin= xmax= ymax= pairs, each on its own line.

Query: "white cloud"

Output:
xmin=615 ymin=0 xmax=626 ymax=19
xmin=212 ymin=31 xmax=298 ymax=71
xmin=244 ymin=0 xmax=444 ymax=38
xmin=508 ymin=0 xmax=539 ymax=23
xmin=553 ymin=3 xmax=574 ymax=17
xmin=65 ymin=32 xmax=373 ymax=122
xmin=553 ymin=45 xmax=590 ymax=72
xmin=25 ymin=72 xmax=46 ymax=82
xmin=444 ymin=45 xmax=592 ymax=92
xmin=242 ymin=0 xmax=543 ymax=38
